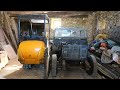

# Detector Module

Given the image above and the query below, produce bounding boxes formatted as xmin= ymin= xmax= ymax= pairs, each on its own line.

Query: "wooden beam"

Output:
xmin=2 ymin=28 xmax=12 ymax=46
xmin=4 ymin=12 xmax=17 ymax=51
xmin=8 ymin=11 xmax=93 ymax=18
xmin=0 ymin=28 xmax=5 ymax=42
xmin=10 ymin=17 xmax=18 ymax=43
xmin=0 ymin=28 xmax=7 ymax=50
xmin=2 ymin=44 xmax=17 ymax=60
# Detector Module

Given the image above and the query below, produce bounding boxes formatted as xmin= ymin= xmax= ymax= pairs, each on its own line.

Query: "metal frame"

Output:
xmin=17 ymin=14 xmax=50 ymax=44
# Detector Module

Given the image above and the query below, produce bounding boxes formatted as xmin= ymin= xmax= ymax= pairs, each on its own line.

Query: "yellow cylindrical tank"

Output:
xmin=18 ymin=40 xmax=46 ymax=64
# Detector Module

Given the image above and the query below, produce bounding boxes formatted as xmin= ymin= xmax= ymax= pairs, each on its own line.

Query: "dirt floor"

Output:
xmin=0 ymin=58 xmax=103 ymax=79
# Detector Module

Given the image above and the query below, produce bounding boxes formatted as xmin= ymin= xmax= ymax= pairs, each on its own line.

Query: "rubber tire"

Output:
xmin=23 ymin=64 xmax=31 ymax=69
xmin=62 ymin=60 xmax=66 ymax=71
xmin=44 ymin=55 xmax=50 ymax=79
xmin=39 ymin=64 xmax=45 ymax=79
xmin=85 ymin=55 xmax=97 ymax=77
xmin=51 ymin=54 xmax=57 ymax=77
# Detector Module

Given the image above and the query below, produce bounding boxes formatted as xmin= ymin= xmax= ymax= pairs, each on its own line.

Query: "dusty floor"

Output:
xmin=0 ymin=59 xmax=102 ymax=79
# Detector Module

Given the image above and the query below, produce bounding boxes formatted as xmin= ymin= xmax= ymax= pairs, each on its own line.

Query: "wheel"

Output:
xmin=85 ymin=55 xmax=97 ymax=77
xmin=23 ymin=64 xmax=31 ymax=69
xmin=39 ymin=64 xmax=45 ymax=79
xmin=44 ymin=55 xmax=50 ymax=79
xmin=23 ymin=64 xmax=26 ymax=69
xmin=65 ymin=60 xmax=69 ymax=70
xmin=62 ymin=60 xmax=66 ymax=71
xmin=51 ymin=54 xmax=57 ymax=77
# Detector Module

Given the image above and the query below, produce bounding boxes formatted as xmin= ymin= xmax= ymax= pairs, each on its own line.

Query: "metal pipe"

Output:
xmin=44 ymin=14 xmax=46 ymax=37
xmin=18 ymin=15 xmax=21 ymax=44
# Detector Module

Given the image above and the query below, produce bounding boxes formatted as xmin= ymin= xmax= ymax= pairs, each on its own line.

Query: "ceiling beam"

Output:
xmin=7 ymin=11 xmax=93 ymax=18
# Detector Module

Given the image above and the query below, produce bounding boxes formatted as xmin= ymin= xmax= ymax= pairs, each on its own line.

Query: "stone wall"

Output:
xmin=61 ymin=18 xmax=87 ymax=28
xmin=61 ymin=14 xmax=96 ymax=43
xmin=60 ymin=12 xmax=120 ymax=42
xmin=96 ymin=11 xmax=120 ymax=36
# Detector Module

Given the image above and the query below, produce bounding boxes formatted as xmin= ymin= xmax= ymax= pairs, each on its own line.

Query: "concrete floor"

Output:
xmin=0 ymin=58 xmax=102 ymax=79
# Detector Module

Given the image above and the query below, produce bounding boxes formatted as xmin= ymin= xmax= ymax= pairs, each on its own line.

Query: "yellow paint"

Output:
xmin=18 ymin=40 xmax=46 ymax=64
xmin=95 ymin=34 xmax=108 ymax=40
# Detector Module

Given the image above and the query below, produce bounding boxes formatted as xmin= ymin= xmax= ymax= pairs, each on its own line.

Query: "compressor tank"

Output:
xmin=18 ymin=40 xmax=46 ymax=64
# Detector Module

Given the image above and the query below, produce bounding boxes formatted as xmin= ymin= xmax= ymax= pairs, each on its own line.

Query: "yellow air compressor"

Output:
xmin=17 ymin=14 xmax=51 ymax=79
xmin=18 ymin=40 xmax=45 ymax=64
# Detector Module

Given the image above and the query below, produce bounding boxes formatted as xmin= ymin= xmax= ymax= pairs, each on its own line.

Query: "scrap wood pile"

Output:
xmin=0 ymin=11 xmax=17 ymax=69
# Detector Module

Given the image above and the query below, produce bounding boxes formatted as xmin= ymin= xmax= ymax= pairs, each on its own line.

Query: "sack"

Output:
xmin=101 ymin=49 xmax=113 ymax=63
xmin=112 ymin=53 xmax=120 ymax=64
xmin=111 ymin=46 xmax=120 ymax=54
xmin=106 ymin=39 xmax=117 ymax=49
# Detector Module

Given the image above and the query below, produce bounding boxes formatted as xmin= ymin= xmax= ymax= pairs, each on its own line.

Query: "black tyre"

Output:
xmin=44 ymin=55 xmax=50 ymax=79
xmin=62 ymin=60 xmax=66 ymax=71
xmin=65 ymin=60 xmax=69 ymax=70
xmin=23 ymin=64 xmax=31 ymax=69
xmin=51 ymin=54 xmax=57 ymax=77
xmin=85 ymin=55 xmax=97 ymax=77
xmin=39 ymin=64 xmax=45 ymax=79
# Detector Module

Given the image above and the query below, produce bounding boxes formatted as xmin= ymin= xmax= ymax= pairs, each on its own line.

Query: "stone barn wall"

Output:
xmin=96 ymin=11 xmax=120 ymax=36
xmin=61 ymin=14 xmax=96 ymax=43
